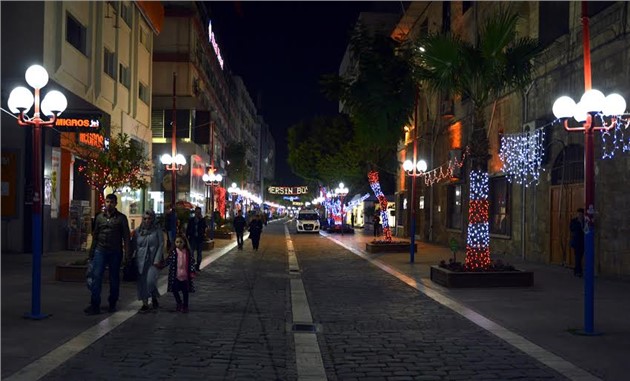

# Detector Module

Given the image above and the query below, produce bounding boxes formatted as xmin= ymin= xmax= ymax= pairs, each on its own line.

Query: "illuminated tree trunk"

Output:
xmin=368 ymin=170 xmax=392 ymax=242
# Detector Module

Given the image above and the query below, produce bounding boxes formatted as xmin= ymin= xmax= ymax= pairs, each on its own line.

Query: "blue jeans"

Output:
xmin=236 ymin=230 xmax=244 ymax=247
xmin=189 ymin=237 xmax=204 ymax=269
xmin=89 ymin=249 xmax=123 ymax=308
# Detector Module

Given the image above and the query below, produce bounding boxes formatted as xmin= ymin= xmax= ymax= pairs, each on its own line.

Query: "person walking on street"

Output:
xmin=133 ymin=210 xmax=164 ymax=313
xmin=163 ymin=235 xmax=196 ymax=313
xmin=351 ymin=213 xmax=355 ymax=228
xmin=85 ymin=193 xmax=130 ymax=315
xmin=570 ymin=208 xmax=585 ymax=277
xmin=186 ymin=207 xmax=207 ymax=271
xmin=372 ymin=213 xmax=381 ymax=237
xmin=233 ymin=209 xmax=247 ymax=250
xmin=248 ymin=213 xmax=264 ymax=251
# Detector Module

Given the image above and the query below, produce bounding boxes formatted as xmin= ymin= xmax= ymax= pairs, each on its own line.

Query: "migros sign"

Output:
xmin=55 ymin=118 xmax=100 ymax=129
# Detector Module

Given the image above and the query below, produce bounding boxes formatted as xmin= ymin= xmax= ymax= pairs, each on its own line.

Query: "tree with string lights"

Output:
xmin=76 ymin=132 xmax=152 ymax=206
xmin=412 ymin=7 xmax=540 ymax=270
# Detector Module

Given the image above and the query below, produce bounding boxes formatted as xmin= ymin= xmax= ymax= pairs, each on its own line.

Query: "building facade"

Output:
xmin=1 ymin=1 xmax=163 ymax=252
xmin=392 ymin=1 xmax=630 ymax=277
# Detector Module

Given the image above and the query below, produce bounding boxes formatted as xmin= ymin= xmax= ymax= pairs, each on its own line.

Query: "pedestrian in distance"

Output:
xmin=569 ymin=208 xmax=585 ymax=277
xmin=85 ymin=193 xmax=130 ymax=315
xmin=233 ymin=209 xmax=247 ymax=250
xmin=132 ymin=210 xmax=164 ymax=313
xmin=186 ymin=206 xmax=207 ymax=271
xmin=351 ymin=213 xmax=355 ymax=228
xmin=162 ymin=235 xmax=196 ymax=313
xmin=248 ymin=213 xmax=264 ymax=251
xmin=372 ymin=212 xmax=381 ymax=237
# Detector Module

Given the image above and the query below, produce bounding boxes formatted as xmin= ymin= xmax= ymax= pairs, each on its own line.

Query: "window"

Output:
xmin=139 ymin=82 xmax=150 ymax=104
xmin=103 ymin=48 xmax=116 ymax=78
xmin=120 ymin=2 xmax=132 ymax=27
xmin=139 ymin=27 xmax=150 ymax=49
xmin=447 ymin=184 xmax=463 ymax=230
xmin=539 ymin=2 xmax=569 ymax=48
xmin=119 ymin=63 xmax=130 ymax=88
xmin=489 ymin=177 xmax=510 ymax=236
xmin=66 ymin=13 xmax=87 ymax=55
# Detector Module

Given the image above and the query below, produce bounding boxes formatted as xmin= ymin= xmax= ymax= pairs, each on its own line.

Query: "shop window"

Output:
xmin=119 ymin=63 xmax=130 ymax=88
xmin=104 ymin=48 xmax=116 ymax=78
xmin=447 ymin=183 xmax=462 ymax=230
xmin=489 ymin=176 xmax=510 ymax=236
xmin=66 ymin=12 xmax=87 ymax=55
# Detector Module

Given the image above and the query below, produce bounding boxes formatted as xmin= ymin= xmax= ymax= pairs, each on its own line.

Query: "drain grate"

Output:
xmin=292 ymin=323 xmax=317 ymax=332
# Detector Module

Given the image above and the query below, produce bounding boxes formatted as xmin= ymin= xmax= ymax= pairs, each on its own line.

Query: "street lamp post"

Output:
xmin=402 ymin=158 xmax=427 ymax=263
xmin=203 ymin=171 xmax=222 ymax=240
xmin=7 ymin=64 xmax=68 ymax=319
xmin=550 ymin=1 xmax=627 ymax=335
xmin=335 ymin=182 xmax=349 ymax=236
xmin=228 ymin=182 xmax=240 ymax=217
xmin=160 ymin=72 xmax=185 ymax=238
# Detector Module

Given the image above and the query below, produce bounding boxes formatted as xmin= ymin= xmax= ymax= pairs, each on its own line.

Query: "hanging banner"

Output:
xmin=268 ymin=186 xmax=308 ymax=195
xmin=51 ymin=148 xmax=61 ymax=218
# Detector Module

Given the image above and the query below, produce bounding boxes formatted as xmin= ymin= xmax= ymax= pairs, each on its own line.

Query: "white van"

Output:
xmin=295 ymin=210 xmax=320 ymax=233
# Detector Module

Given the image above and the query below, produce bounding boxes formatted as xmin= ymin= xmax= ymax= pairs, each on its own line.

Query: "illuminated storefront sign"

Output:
xmin=268 ymin=186 xmax=308 ymax=195
xmin=55 ymin=117 xmax=100 ymax=129
xmin=78 ymin=133 xmax=108 ymax=150
xmin=208 ymin=21 xmax=224 ymax=69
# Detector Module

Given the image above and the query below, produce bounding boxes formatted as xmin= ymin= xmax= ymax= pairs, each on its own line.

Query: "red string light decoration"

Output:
xmin=368 ymin=171 xmax=392 ymax=242
xmin=464 ymin=170 xmax=491 ymax=270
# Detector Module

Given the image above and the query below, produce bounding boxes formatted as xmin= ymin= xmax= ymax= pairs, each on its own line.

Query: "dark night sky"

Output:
xmin=208 ymin=1 xmax=404 ymax=185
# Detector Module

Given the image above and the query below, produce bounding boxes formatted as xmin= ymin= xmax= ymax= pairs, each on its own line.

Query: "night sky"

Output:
xmin=208 ymin=1 xmax=404 ymax=185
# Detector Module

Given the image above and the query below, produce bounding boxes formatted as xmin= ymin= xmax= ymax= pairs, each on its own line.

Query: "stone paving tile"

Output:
xmin=292 ymin=234 xmax=569 ymax=381
xmin=40 ymin=229 xmax=294 ymax=381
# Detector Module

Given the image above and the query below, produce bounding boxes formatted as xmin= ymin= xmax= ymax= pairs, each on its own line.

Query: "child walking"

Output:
xmin=163 ymin=234 xmax=196 ymax=313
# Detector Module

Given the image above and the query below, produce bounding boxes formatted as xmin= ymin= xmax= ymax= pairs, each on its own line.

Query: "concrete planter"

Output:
xmin=430 ymin=265 xmax=534 ymax=288
xmin=365 ymin=242 xmax=416 ymax=253
xmin=203 ymin=240 xmax=215 ymax=250
xmin=55 ymin=264 xmax=109 ymax=283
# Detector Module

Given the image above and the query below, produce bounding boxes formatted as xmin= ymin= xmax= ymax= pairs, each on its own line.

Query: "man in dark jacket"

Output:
xmin=85 ymin=193 xmax=130 ymax=315
xmin=569 ymin=208 xmax=585 ymax=277
xmin=186 ymin=207 xmax=207 ymax=271
xmin=233 ymin=210 xmax=247 ymax=249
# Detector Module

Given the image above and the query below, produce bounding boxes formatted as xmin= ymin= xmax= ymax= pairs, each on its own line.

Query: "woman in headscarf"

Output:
xmin=133 ymin=210 xmax=165 ymax=312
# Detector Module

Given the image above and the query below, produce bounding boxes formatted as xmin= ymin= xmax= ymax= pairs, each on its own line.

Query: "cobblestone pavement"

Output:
xmin=40 ymin=224 xmax=295 ymax=381
xmin=291 ymin=233 xmax=568 ymax=381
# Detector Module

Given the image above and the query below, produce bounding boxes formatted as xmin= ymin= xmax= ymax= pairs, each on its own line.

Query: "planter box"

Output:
xmin=55 ymin=264 xmax=109 ymax=283
xmin=365 ymin=242 xmax=416 ymax=253
xmin=430 ymin=265 xmax=534 ymax=288
xmin=213 ymin=231 xmax=234 ymax=240
xmin=203 ymin=240 xmax=215 ymax=250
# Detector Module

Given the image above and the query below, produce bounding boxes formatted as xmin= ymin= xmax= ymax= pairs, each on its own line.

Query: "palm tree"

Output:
xmin=412 ymin=7 xmax=540 ymax=269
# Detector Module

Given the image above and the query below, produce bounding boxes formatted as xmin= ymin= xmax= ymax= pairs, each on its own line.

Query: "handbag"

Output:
xmin=122 ymin=258 xmax=139 ymax=282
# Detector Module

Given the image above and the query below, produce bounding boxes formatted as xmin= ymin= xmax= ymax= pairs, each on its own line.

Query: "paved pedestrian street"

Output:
xmin=7 ymin=219 xmax=623 ymax=380
xmin=293 ymin=233 xmax=566 ymax=381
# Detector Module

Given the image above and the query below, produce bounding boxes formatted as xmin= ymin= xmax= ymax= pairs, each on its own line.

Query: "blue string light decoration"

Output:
xmin=499 ymin=127 xmax=546 ymax=186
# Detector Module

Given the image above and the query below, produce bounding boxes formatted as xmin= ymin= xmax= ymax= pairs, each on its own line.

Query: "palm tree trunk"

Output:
xmin=465 ymin=108 xmax=491 ymax=269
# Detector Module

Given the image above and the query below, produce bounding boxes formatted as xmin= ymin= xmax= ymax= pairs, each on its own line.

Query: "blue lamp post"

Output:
xmin=402 ymin=158 xmax=427 ymax=263
xmin=8 ymin=65 xmax=68 ymax=319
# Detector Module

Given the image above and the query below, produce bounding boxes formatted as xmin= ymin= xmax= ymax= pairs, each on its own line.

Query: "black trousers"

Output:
xmin=172 ymin=279 xmax=190 ymax=307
